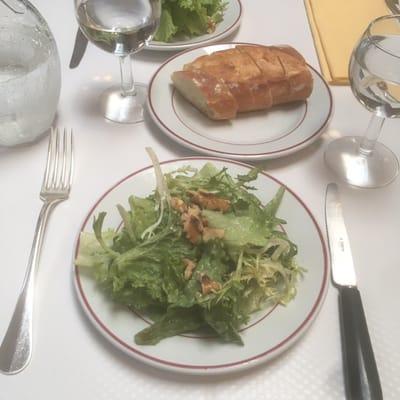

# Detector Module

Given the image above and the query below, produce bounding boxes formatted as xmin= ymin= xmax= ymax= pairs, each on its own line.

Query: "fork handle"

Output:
xmin=0 ymin=201 xmax=57 ymax=374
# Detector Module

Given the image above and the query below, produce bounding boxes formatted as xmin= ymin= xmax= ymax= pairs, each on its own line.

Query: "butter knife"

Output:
xmin=69 ymin=28 xmax=88 ymax=69
xmin=325 ymin=183 xmax=383 ymax=400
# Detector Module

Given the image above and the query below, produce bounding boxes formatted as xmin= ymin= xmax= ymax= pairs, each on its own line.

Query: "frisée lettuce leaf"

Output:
xmin=75 ymin=154 xmax=304 ymax=346
xmin=154 ymin=0 xmax=227 ymax=42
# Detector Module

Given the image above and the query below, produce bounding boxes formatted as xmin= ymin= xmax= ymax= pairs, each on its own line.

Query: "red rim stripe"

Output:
xmin=147 ymin=42 xmax=333 ymax=157
xmin=131 ymin=302 xmax=279 ymax=340
xmin=74 ymin=157 xmax=329 ymax=371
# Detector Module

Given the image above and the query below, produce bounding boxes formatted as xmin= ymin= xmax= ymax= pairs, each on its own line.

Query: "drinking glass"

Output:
xmin=74 ymin=0 xmax=161 ymax=123
xmin=325 ymin=15 xmax=400 ymax=188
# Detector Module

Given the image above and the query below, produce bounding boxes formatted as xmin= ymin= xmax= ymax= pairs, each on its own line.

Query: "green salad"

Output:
xmin=154 ymin=0 xmax=227 ymax=42
xmin=75 ymin=150 xmax=303 ymax=345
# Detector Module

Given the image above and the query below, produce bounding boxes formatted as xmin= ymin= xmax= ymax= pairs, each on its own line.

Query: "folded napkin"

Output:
xmin=305 ymin=0 xmax=390 ymax=85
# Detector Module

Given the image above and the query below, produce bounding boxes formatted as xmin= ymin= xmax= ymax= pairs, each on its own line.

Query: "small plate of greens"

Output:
xmin=74 ymin=153 xmax=328 ymax=375
xmin=147 ymin=0 xmax=242 ymax=51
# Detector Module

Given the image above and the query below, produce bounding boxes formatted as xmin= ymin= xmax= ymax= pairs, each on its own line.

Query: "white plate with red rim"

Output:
xmin=147 ymin=0 xmax=242 ymax=51
xmin=147 ymin=43 xmax=333 ymax=160
xmin=74 ymin=157 xmax=329 ymax=375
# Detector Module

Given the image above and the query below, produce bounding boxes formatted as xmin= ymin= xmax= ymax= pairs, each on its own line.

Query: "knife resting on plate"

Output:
xmin=325 ymin=183 xmax=383 ymax=400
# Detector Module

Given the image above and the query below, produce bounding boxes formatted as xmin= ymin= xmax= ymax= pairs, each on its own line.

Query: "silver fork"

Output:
xmin=0 ymin=128 xmax=73 ymax=375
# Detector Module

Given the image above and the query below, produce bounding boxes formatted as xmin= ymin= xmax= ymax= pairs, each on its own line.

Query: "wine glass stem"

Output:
xmin=359 ymin=114 xmax=385 ymax=156
xmin=119 ymin=55 xmax=136 ymax=97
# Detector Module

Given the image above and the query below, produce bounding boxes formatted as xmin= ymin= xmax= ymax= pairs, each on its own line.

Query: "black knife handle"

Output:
xmin=351 ymin=288 xmax=383 ymax=400
xmin=339 ymin=287 xmax=363 ymax=399
xmin=339 ymin=287 xmax=383 ymax=400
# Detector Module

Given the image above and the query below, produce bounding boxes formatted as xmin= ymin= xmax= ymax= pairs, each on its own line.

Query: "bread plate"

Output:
xmin=74 ymin=157 xmax=329 ymax=375
xmin=147 ymin=0 xmax=242 ymax=51
xmin=147 ymin=43 xmax=333 ymax=161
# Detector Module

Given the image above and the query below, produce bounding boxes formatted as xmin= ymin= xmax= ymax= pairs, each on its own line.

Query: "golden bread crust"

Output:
xmin=172 ymin=44 xmax=313 ymax=119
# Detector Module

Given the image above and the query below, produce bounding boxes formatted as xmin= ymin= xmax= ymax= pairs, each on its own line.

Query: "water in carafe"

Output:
xmin=0 ymin=1 xmax=61 ymax=147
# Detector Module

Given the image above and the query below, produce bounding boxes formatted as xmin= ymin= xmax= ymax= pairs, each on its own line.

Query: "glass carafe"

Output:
xmin=0 ymin=0 xmax=61 ymax=147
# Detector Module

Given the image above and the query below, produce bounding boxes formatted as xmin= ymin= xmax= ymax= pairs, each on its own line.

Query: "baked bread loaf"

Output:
xmin=171 ymin=44 xmax=313 ymax=120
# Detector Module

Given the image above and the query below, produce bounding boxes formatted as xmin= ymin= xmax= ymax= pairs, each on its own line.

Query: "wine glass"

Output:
xmin=74 ymin=0 xmax=161 ymax=124
xmin=325 ymin=15 xmax=400 ymax=188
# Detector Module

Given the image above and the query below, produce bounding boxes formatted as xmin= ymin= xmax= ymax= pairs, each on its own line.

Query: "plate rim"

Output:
xmin=146 ymin=0 xmax=243 ymax=51
xmin=147 ymin=42 xmax=333 ymax=160
xmin=73 ymin=156 xmax=330 ymax=375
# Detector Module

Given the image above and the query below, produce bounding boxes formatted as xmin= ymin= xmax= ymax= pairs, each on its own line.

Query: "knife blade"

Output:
xmin=325 ymin=183 xmax=383 ymax=400
xmin=69 ymin=28 xmax=88 ymax=69
xmin=325 ymin=183 xmax=357 ymax=287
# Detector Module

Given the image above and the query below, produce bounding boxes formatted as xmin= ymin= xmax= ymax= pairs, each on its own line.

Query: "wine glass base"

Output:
xmin=100 ymin=83 xmax=147 ymax=124
xmin=324 ymin=136 xmax=399 ymax=188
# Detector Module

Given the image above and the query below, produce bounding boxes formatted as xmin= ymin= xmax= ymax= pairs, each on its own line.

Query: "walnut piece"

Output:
xmin=181 ymin=205 xmax=204 ymax=244
xmin=171 ymin=197 xmax=187 ymax=213
xmin=200 ymin=274 xmax=222 ymax=295
xmin=183 ymin=258 xmax=196 ymax=280
xmin=188 ymin=190 xmax=230 ymax=212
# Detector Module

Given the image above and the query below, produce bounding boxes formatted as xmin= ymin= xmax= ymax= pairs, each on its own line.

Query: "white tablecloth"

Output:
xmin=1 ymin=1 xmax=399 ymax=399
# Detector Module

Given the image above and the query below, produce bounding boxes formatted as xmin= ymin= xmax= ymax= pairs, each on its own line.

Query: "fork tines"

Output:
xmin=41 ymin=128 xmax=73 ymax=196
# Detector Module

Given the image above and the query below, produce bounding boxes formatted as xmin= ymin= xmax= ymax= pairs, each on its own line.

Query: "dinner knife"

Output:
xmin=325 ymin=183 xmax=383 ymax=400
xmin=69 ymin=28 xmax=88 ymax=69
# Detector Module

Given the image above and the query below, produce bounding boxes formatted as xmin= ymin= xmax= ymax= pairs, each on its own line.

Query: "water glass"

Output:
xmin=325 ymin=15 xmax=400 ymax=188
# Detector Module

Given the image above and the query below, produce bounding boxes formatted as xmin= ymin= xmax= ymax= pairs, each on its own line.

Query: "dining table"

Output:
xmin=1 ymin=0 xmax=399 ymax=399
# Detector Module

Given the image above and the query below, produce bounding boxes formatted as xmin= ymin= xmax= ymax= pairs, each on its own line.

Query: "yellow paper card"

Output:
xmin=305 ymin=0 xmax=389 ymax=84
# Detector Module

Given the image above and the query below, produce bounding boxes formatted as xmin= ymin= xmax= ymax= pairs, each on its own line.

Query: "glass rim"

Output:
xmin=366 ymin=14 xmax=400 ymax=58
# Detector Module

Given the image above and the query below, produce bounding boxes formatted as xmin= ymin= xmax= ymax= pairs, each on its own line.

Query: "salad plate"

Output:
xmin=147 ymin=0 xmax=242 ymax=51
xmin=147 ymin=43 xmax=333 ymax=161
xmin=74 ymin=157 xmax=329 ymax=375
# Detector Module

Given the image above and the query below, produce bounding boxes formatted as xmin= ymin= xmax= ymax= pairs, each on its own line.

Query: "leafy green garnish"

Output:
xmin=202 ymin=211 xmax=270 ymax=247
xmin=135 ymin=307 xmax=204 ymax=345
xmin=154 ymin=0 xmax=227 ymax=42
xmin=75 ymin=160 xmax=304 ymax=346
